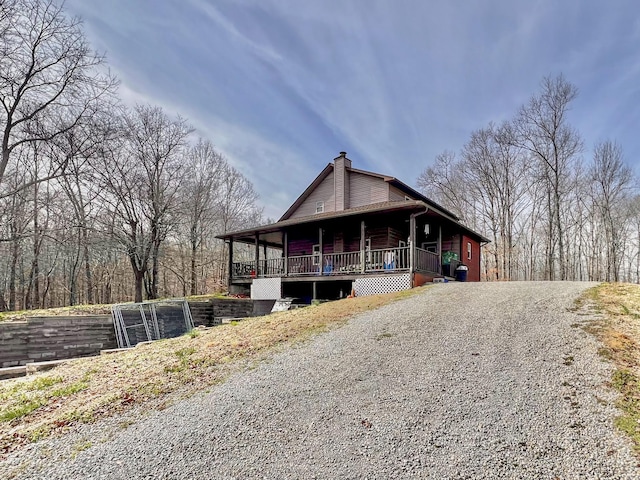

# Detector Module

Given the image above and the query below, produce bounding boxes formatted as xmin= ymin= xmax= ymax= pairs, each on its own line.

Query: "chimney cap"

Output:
xmin=339 ymin=151 xmax=347 ymax=156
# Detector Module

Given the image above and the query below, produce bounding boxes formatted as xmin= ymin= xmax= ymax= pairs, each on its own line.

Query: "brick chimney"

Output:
xmin=334 ymin=151 xmax=351 ymax=211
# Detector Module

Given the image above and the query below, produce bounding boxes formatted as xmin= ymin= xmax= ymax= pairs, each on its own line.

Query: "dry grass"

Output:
xmin=0 ymin=293 xmax=230 ymax=323
xmin=0 ymin=304 xmax=114 ymax=323
xmin=586 ymin=283 xmax=640 ymax=451
xmin=0 ymin=287 xmax=426 ymax=455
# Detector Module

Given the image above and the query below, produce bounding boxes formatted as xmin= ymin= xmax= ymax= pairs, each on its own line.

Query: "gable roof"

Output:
xmin=278 ymin=163 xmax=333 ymax=221
xmin=217 ymin=155 xmax=490 ymax=245
xmin=279 ymin=163 xmax=461 ymax=222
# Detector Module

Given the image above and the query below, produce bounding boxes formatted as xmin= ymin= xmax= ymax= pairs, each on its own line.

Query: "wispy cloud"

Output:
xmin=66 ymin=0 xmax=640 ymax=216
xmin=187 ymin=0 xmax=283 ymax=65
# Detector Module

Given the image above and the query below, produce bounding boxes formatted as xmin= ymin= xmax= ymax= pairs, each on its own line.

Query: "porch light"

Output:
xmin=424 ymin=224 xmax=430 ymax=235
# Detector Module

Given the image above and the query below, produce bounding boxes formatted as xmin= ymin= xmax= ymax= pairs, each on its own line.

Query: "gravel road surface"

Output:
xmin=5 ymin=281 xmax=640 ymax=479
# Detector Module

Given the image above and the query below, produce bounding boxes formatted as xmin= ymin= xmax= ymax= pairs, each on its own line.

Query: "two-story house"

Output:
xmin=217 ymin=152 xmax=488 ymax=300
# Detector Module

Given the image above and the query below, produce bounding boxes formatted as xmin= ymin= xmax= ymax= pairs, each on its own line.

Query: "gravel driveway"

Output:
xmin=5 ymin=282 xmax=640 ymax=479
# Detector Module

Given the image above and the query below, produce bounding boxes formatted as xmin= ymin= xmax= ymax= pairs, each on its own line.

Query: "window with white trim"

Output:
xmin=315 ymin=201 xmax=324 ymax=214
xmin=312 ymin=244 xmax=320 ymax=265
xmin=467 ymin=242 xmax=472 ymax=260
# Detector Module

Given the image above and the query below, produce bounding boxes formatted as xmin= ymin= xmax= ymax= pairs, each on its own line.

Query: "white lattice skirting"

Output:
xmin=354 ymin=273 xmax=412 ymax=296
xmin=251 ymin=277 xmax=282 ymax=300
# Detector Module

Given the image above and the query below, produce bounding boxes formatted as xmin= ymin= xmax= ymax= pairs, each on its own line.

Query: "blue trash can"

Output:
xmin=454 ymin=264 xmax=468 ymax=282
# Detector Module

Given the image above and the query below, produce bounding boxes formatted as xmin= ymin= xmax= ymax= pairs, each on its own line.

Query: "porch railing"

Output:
xmin=322 ymin=251 xmax=362 ymax=275
xmin=259 ymin=258 xmax=285 ymax=277
xmin=286 ymin=255 xmax=319 ymax=275
xmin=232 ymin=246 xmax=440 ymax=279
xmin=232 ymin=260 xmax=257 ymax=278
xmin=366 ymin=247 xmax=410 ymax=272
xmin=415 ymin=247 xmax=441 ymax=274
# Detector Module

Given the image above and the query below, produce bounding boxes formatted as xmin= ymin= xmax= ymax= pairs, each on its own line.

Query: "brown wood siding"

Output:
xmin=289 ymin=171 xmax=336 ymax=219
xmin=366 ymin=226 xmax=390 ymax=250
xmin=288 ymin=240 xmax=334 ymax=256
xmin=389 ymin=227 xmax=406 ymax=247
xmin=348 ymin=172 xmax=389 ymax=208
xmin=288 ymin=239 xmax=316 ymax=256
xmin=334 ymin=231 xmax=344 ymax=253
xmin=389 ymin=186 xmax=409 ymax=202
xmin=322 ymin=230 xmax=334 ymax=254
xmin=442 ymin=235 xmax=461 ymax=258
xmin=345 ymin=233 xmax=361 ymax=252
xmin=285 ymin=225 xmax=416 ymax=257
xmin=287 ymin=230 xmax=334 ymax=255
xmin=461 ymin=235 xmax=481 ymax=281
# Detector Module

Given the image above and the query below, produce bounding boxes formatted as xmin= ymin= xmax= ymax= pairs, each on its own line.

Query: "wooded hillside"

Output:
xmin=0 ymin=0 xmax=262 ymax=310
xmin=419 ymin=75 xmax=638 ymax=282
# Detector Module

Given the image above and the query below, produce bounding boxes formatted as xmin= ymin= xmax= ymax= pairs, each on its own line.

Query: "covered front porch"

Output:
xmin=232 ymin=245 xmax=441 ymax=279
xmin=223 ymin=203 xmax=464 ymax=287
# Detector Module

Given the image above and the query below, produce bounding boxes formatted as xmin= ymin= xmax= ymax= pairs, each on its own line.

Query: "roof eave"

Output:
xmin=216 ymin=201 xmax=426 ymax=241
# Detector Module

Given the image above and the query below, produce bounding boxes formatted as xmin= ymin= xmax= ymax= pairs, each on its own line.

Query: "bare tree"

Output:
xmin=589 ymin=140 xmax=634 ymax=281
xmin=1 ymin=160 xmax=30 ymax=309
xmin=414 ymin=76 xmax=640 ymax=283
xmin=0 ymin=0 xmax=116 ymax=194
xmin=178 ymin=139 xmax=224 ymax=295
xmin=0 ymin=0 xmax=272 ymax=308
xmin=216 ymin=163 xmax=263 ymax=235
xmin=215 ymin=163 xmax=263 ymax=285
xmin=95 ymin=106 xmax=192 ymax=302
xmin=54 ymin=115 xmax=115 ymax=304
xmin=513 ymin=75 xmax=583 ymax=280
xmin=126 ymin=105 xmax=193 ymax=299
xmin=417 ymin=150 xmax=468 ymax=221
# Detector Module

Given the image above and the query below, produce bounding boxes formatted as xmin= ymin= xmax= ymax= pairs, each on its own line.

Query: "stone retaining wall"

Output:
xmin=189 ymin=298 xmax=264 ymax=326
xmin=0 ymin=316 xmax=116 ymax=368
xmin=0 ymin=299 xmax=276 ymax=369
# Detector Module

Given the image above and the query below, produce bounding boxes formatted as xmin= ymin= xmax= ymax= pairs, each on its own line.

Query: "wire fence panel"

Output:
xmin=111 ymin=298 xmax=194 ymax=348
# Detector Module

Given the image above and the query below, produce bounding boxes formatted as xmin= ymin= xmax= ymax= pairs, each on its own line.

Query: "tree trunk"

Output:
xmin=128 ymin=253 xmax=146 ymax=303
xmin=9 ymin=233 xmax=19 ymax=311
xmin=555 ymin=181 xmax=565 ymax=280
xmin=150 ymin=240 xmax=160 ymax=299
xmin=190 ymin=234 xmax=197 ymax=296
xmin=83 ymin=227 xmax=94 ymax=303
xmin=134 ymin=269 xmax=144 ymax=303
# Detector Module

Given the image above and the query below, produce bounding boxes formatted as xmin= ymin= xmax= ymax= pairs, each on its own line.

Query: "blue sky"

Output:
xmin=66 ymin=0 xmax=640 ymax=219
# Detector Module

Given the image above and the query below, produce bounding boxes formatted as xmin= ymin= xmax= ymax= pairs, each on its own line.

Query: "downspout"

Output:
xmin=409 ymin=207 xmax=429 ymax=286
